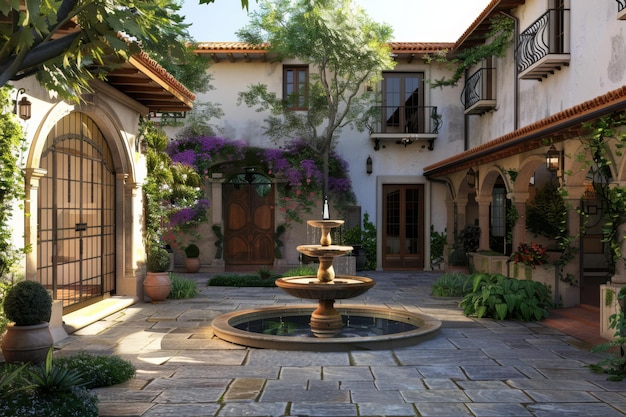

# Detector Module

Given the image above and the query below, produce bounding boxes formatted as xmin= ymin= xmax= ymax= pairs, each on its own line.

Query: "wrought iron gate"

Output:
xmin=38 ymin=113 xmax=116 ymax=309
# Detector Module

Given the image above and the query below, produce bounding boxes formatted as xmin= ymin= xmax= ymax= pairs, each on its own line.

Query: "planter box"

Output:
xmin=600 ymin=283 xmax=624 ymax=340
xmin=468 ymin=252 xmax=509 ymax=275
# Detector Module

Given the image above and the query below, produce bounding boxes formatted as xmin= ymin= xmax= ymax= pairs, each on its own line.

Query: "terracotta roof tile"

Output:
xmin=424 ymin=86 xmax=626 ymax=176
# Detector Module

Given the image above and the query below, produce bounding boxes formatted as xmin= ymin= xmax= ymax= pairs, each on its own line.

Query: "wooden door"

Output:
xmin=224 ymin=183 xmax=274 ymax=266
xmin=382 ymin=184 xmax=424 ymax=270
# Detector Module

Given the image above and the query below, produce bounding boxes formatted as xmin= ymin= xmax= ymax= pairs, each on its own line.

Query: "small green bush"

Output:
xmin=460 ymin=273 xmax=552 ymax=321
xmin=588 ymin=286 xmax=626 ymax=380
xmin=54 ymin=352 xmax=135 ymax=389
xmin=146 ymin=246 xmax=171 ymax=273
xmin=169 ymin=274 xmax=200 ymax=299
xmin=282 ymin=265 xmax=317 ymax=277
xmin=184 ymin=244 xmax=200 ymax=258
xmin=3 ymin=280 xmax=52 ymax=325
xmin=208 ymin=273 xmax=278 ymax=287
xmin=431 ymin=272 xmax=472 ymax=297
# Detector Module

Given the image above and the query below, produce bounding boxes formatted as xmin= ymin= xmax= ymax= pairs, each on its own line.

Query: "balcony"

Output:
xmin=618 ymin=0 xmax=626 ymax=20
xmin=461 ymin=67 xmax=497 ymax=115
xmin=370 ymin=105 xmax=441 ymax=151
xmin=517 ymin=8 xmax=570 ymax=80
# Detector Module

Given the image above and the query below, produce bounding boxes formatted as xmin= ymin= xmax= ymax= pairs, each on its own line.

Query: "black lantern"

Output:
xmin=366 ymin=156 xmax=372 ymax=175
xmin=546 ymin=145 xmax=560 ymax=173
xmin=466 ymin=168 xmax=476 ymax=188
xmin=13 ymin=88 xmax=31 ymax=120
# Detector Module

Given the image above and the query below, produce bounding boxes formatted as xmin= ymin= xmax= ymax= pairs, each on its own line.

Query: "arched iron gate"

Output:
xmin=38 ymin=113 xmax=116 ymax=310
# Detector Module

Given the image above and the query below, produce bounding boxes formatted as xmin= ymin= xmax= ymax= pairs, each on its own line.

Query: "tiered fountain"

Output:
xmin=212 ymin=214 xmax=441 ymax=351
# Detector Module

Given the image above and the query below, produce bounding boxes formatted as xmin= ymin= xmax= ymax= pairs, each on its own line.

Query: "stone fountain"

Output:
xmin=211 ymin=214 xmax=441 ymax=351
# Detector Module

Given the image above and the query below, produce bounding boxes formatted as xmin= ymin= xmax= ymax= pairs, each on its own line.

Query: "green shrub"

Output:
xmin=460 ymin=273 xmax=552 ymax=321
xmin=146 ymin=246 xmax=171 ymax=273
xmin=588 ymin=286 xmax=626 ymax=380
xmin=54 ymin=352 xmax=135 ymax=389
xmin=431 ymin=272 xmax=472 ymax=297
xmin=282 ymin=265 xmax=317 ymax=277
xmin=184 ymin=244 xmax=200 ymax=258
xmin=208 ymin=273 xmax=278 ymax=287
xmin=3 ymin=280 xmax=52 ymax=325
xmin=168 ymin=274 xmax=200 ymax=299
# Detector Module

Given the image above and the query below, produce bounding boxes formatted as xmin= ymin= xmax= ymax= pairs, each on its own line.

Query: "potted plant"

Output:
xmin=1 ymin=280 xmax=53 ymax=364
xmin=184 ymin=244 xmax=201 ymax=273
xmin=143 ymin=246 xmax=172 ymax=303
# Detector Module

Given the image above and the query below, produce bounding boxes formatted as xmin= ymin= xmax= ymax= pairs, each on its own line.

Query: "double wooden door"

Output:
xmin=223 ymin=183 xmax=274 ymax=267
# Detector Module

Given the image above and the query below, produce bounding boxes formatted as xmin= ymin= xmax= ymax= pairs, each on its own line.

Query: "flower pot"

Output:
xmin=1 ymin=322 xmax=53 ymax=364
xmin=144 ymin=272 xmax=171 ymax=303
xmin=185 ymin=257 xmax=201 ymax=273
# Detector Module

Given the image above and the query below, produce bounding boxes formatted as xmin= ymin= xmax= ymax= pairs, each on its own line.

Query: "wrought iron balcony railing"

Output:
xmin=517 ymin=8 xmax=570 ymax=80
xmin=461 ymin=67 xmax=497 ymax=115
xmin=370 ymin=105 xmax=441 ymax=135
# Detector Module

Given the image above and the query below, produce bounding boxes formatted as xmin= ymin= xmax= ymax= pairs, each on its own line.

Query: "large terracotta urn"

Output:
xmin=144 ymin=272 xmax=171 ymax=303
xmin=1 ymin=322 xmax=53 ymax=364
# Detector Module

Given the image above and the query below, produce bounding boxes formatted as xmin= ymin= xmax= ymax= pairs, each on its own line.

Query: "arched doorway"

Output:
xmin=37 ymin=113 xmax=116 ymax=311
xmin=223 ymin=170 xmax=274 ymax=270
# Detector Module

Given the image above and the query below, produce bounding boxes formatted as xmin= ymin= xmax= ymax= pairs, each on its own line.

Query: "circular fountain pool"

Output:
xmin=211 ymin=305 xmax=441 ymax=351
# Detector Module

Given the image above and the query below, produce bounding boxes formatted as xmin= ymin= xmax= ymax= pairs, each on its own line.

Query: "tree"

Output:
xmin=236 ymin=0 xmax=395 ymax=196
xmin=0 ymin=0 xmax=251 ymax=99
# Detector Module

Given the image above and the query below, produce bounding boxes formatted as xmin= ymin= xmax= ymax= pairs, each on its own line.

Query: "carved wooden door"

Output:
xmin=224 ymin=182 xmax=274 ymax=266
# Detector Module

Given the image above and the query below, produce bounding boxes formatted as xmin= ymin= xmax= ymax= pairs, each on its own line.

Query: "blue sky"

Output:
xmin=181 ymin=0 xmax=492 ymax=42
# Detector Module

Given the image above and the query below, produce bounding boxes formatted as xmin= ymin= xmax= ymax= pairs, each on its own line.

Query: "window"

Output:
xmin=283 ymin=65 xmax=308 ymax=110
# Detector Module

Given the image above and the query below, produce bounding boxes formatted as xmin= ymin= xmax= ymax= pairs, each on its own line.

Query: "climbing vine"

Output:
xmin=425 ymin=15 xmax=514 ymax=88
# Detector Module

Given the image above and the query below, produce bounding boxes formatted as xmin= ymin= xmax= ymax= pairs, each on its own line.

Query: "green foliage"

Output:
xmin=282 ymin=265 xmax=317 ymax=277
xmin=361 ymin=213 xmax=377 ymax=270
xmin=431 ymin=272 xmax=472 ymax=297
xmin=460 ymin=225 xmax=481 ymax=254
xmin=168 ymin=274 xmax=200 ymax=299
xmin=1 ymin=387 xmax=99 ymax=417
xmin=53 ymin=352 xmax=136 ymax=389
xmin=185 ymin=244 xmax=200 ymax=258
xmin=0 ymin=0 xmax=193 ymax=100
xmin=430 ymin=226 xmax=447 ymax=262
xmin=208 ymin=273 xmax=279 ymax=287
xmin=3 ymin=280 xmax=52 ymax=325
xmin=426 ymin=15 xmax=514 ymax=88
xmin=460 ymin=273 xmax=552 ymax=321
xmin=212 ymin=225 xmax=224 ymax=259
xmin=146 ymin=247 xmax=171 ymax=273
xmin=526 ymin=182 xmax=567 ymax=239
xmin=0 ymin=87 xmax=27 ymax=279
xmin=0 ymin=362 xmax=32 ymax=398
xmin=588 ymin=287 xmax=626 ymax=380
xmin=28 ymin=348 xmax=87 ymax=393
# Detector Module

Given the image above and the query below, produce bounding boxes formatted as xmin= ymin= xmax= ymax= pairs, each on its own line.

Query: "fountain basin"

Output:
xmin=297 ymin=245 xmax=353 ymax=258
xmin=275 ymin=276 xmax=375 ymax=300
xmin=211 ymin=305 xmax=442 ymax=351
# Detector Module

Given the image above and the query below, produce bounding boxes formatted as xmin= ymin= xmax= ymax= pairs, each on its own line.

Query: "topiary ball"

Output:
xmin=184 ymin=244 xmax=200 ymax=258
xmin=146 ymin=247 xmax=171 ymax=273
xmin=3 ymin=280 xmax=52 ymax=325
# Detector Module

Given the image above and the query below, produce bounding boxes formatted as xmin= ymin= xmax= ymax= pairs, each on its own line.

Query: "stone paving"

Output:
xmin=54 ymin=271 xmax=626 ymax=417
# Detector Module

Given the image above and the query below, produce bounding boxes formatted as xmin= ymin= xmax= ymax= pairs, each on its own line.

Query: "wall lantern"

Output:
xmin=545 ymin=144 xmax=561 ymax=173
xmin=140 ymin=139 xmax=148 ymax=154
xmin=366 ymin=155 xmax=373 ymax=175
xmin=13 ymin=88 xmax=31 ymax=120
xmin=466 ymin=168 xmax=476 ymax=188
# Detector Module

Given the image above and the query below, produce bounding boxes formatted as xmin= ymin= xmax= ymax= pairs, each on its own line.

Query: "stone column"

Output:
xmin=476 ymin=195 xmax=491 ymax=251
xmin=24 ymin=168 xmax=47 ymax=282
xmin=508 ymin=192 xmax=529 ymax=251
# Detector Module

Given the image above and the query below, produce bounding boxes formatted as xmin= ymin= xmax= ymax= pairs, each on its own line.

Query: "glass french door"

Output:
xmin=382 ymin=72 xmax=424 ymax=134
xmin=382 ymin=184 xmax=424 ymax=269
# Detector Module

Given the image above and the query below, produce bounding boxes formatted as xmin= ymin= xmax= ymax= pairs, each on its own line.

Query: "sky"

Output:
xmin=180 ymin=0 xmax=492 ymax=42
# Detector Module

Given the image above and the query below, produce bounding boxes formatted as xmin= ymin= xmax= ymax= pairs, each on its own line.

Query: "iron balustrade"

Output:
xmin=618 ymin=0 xmax=626 ymax=13
xmin=517 ymin=8 xmax=570 ymax=74
xmin=371 ymin=105 xmax=441 ymax=135
xmin=461 ymin=67 xmax=496 ymax=109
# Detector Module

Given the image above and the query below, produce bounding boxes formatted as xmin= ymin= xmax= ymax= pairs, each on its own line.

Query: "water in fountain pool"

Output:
xmin=234 ymin=314 xmax=418 ymax=338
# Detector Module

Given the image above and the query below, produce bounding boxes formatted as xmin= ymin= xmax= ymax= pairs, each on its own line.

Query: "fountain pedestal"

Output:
xmin=276 ymin=220 xmax=375 ymax=338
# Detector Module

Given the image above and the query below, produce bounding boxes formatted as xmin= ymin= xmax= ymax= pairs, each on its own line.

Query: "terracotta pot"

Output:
xmin=185 ymin=257 xmax=201 ymax=273
xmin=144 ymin=272 xmax=171 ymax=303
xmin=1 ymin=322 xmax=53 ymax=364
